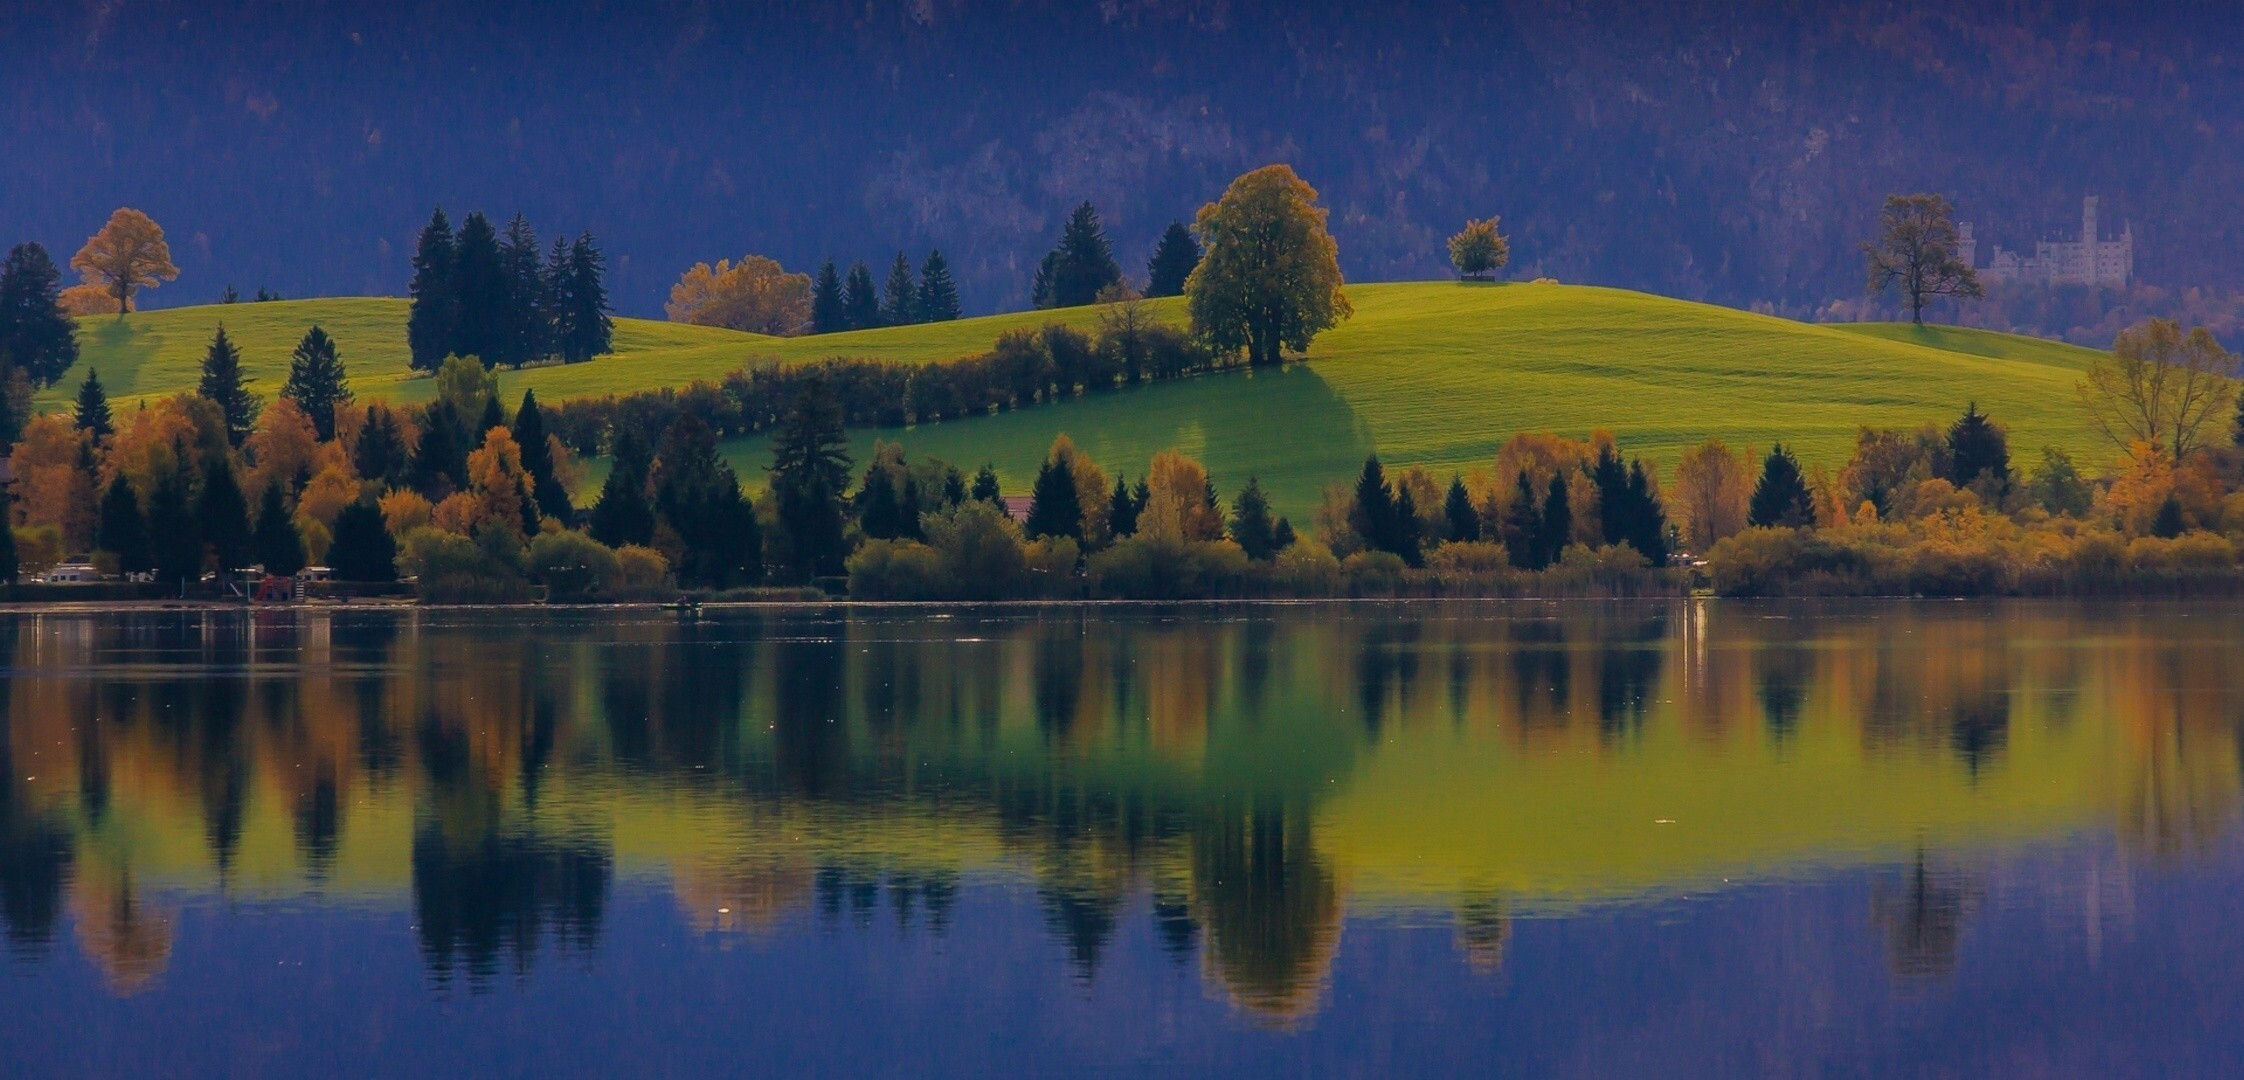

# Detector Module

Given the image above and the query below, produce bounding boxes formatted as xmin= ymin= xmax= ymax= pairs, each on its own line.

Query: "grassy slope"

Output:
xmin=50 ymin=284 xmax=2110 ymax=517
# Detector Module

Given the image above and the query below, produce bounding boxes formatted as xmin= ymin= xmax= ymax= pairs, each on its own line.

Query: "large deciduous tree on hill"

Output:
xmin=1034 ymin=202 xmax=1123 ymax=309
xmin=1863 ymin=194 xmax=1981 ymax=326
xmin=1187 ymin=165 xmax=1351 ymax=367
xmin=70 ymin=208 xmax=179 ymax=318
xmin=2079 ymin=317 xmax=2237 ymax=461
xmin=1447 ymin=217 xmax=1510 ymax=281
xmin=406 ymin=208 xmax=458 ymax=372
xmin=281 ymin=326 xmax=352 ymax=441
xmin=0 ymin=243 xmax=80 ymax=385
xmin=665 ymin=255 xmax=812 ymax=335
xmin=1144 ymin=222 xmax=1201 ymax=299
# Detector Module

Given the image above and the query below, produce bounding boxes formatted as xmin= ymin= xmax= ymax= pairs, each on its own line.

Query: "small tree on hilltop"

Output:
xmin=881 ymin=252 xmax=918 ymax=326
xmin=198 ymin=325 xmax=261 ymax=446
xmin=916 ymin=250 xmax=961 ymax=323
xmin=1747 ymin=445 xmax=1817 ymax=528
xmin=1145 ymin=221 xmax=1202 ymax=300
xmin=74 ymin=367 xmax=112 ymax=440
xmin=1864 ymin=193 xmax=1981 ymax=326
xmin=70 ymin=208 xmax=179 ymax=317
xmin=1188 ymin=164 xmax=1351 ymax=366
xmin=841 ymin=260 xmax=881 ymax=331
xmin=0 ymin=242 xmax=80 ymax=385
xmin=1037 ymin=202 xmax=1123 ymax=309
xmin=406 ymin=208 xmax=458 ymax=372
xmin=281 ymin=326 xmax=352 ymax=441
xmin=449 ymin=211 xmax=507 ymax=366
xmin=554 ymin=233 xmax=613 ymax=363
xmin=811 ymin=260 xmax=846 ymax=334
xmin=1447 ymin=217 xmax=1510 ymax=281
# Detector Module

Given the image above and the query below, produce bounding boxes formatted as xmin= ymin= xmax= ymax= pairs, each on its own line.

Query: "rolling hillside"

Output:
xmin=46 ymin=283 xmax=2111 ymax=516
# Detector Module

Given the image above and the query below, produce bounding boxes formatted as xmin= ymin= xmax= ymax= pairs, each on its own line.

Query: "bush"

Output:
xmin=1088 ymin=535 xmax=1249 ymax=598
xmin=399 ymin=527 xmax=533 ymax=603
xmin=1262 ymin=539 xmax=1342 ymax=595
xmin=611 ymin=544 xmax=674 ymax=599
xmin=847 ymin=538 xmax=947 ymax=600
xmin=1025 ymin=536 xmax=1084 ymax=597
xmin=1341 ymin=550 xmax=1408 ymax=594
xmin=923 ymin=501 xmax=1031 ymax=599
xmin=526 ymin=529 xmax=622 ymax=602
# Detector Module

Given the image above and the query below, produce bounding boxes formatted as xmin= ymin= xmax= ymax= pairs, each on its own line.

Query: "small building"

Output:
xmin=1959 ymin=196 xmax=2133 ymax=289
xmin=41 ymin=563 xmax=101 ymax=584
xmin=296 ymin=566 xmax=334 ymax=583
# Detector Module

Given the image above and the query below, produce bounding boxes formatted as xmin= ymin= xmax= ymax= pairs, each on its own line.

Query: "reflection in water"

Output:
xmin=0 ymin=604 xmax=2242 ymax=1022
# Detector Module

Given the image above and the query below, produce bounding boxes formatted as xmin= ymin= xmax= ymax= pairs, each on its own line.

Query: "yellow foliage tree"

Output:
xmin=9 ymin=415 xmax=98 ymax=549
xmin=294 ymin=463 xmax=364 ymax=531
xmin=466 ymin=426 xmax=535 ymax=538
xmin=1186 ymin=164 xmax=1351 ymax=366
xmin=70 ymin=208 xmax=179 ymax=317
xmin=1046 ymin=435 xmax=1112 ymax=544
xmin=101 ymin=395 xmax=227 ymax=499
xmin=1140 ymin=450 xmax=1223 ymax=542
xmin=1671 ymin=438 xmax=1753 ymax=551
xmin=2079 ymin=318 xmax=2238 ymax=461
xmin=378 ymin=489 xmax=434 ymax=536
xmin=244 ymin=399 xmax=322 ymax=499
xmin=665 ymin=255 xmax=814 ymax=335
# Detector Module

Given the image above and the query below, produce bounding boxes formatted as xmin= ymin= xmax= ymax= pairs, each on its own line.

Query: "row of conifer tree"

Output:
xmin=406 ymin=209 xmax=613 ymax=371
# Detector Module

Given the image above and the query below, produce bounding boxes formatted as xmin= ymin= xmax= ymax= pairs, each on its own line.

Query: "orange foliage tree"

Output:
xmin=70 ymin=209 xmax=179 ymax=317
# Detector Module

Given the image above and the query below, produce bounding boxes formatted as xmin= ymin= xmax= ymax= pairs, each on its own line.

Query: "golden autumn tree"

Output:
xmin=464 ymin=426 xmax=536 ymax=538
xmin=70 ymin=209 xmax=180 ymax=317
xmin=2078 ymin=318 xmax=2238 ymax=462
xmin=9 ymin=414 xmax=99 ymax=549
xmin=665 ymin=255 xmax=814 ymax=335
xmin=1186 ymin=164 xmax=1350 ymax=366
xmin=1671 ymin=438 xmax=1754 ymax=551
xmin=1140 ymin=450 xmax=1224 ymax=542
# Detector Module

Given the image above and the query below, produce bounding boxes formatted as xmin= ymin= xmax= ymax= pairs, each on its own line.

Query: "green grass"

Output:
xmin=50 ymin=282 xmax=2113 ymax=518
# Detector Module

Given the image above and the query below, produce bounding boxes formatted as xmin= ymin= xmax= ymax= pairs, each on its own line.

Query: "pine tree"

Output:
xmin=1625 ymin=459 xmax=1670 ymax=567
xmin=916 ymin=250 xmax=961 ymax=322
xmin=252 ymin=482 xmax=306 ymax=576
xmin=0 ymin=513 xmax=13 ymax=585
xmin=841 ymin=260 xmax=881 ymax=331
xmin=281 ymin=325 xmax=352 ymax=441
xmin=409 ymin=401 xmax=468 ymax=499
xmin=1349 ymin=456 xmax=1397 ymax=556
xmin=498 ymin=214 xmax=549 ymax=366
xmin=1592 ymin=445 xmax=1632 ymax=547
xmin=197 ymin=325 xmax=261 ymax=446
xmin=971 ymin=464 xmax=1002 ymax=504
xmin=328 ymin=501 xmax=398 ymax=581
xmin=74 ymin=367 xmax=112 ymax=440
xmin=97 ymin=475 xmax=149 ymax=573
xmin=1504 ymin=471 xmax=1543 ymax=569
xmin=197 ymin=456 xmax=253 ymax=573
xmin=1229 ymin=476 xmax=1280 ymax=560
xmin=146 ymin=460 xmax=201 ymax=588
xmin=881 ymin=252 xmax=918 ymax=326
xmin=450 ymin=211 xmax=506 ymax=367
xmin=1391 ymin=487 xmax=1424 ymax=566
xmin=509 ymin=390 xmax=573 ymax=526
xmin=766 ymin=379 xmax=854 ymax=582
xmin=1145 ymin=221 xmax=1201 ymax=299
xmin=406 ymin=209 xmax=458 ymax=372
xmin=354 ymin=406 xmax=409 ymax=487
xmin=587 ymin=426 xmax=656 ymax=548
xmin=1030 ymin=251 xmax=1057 ymax=309
xmin=811 ymin=260 xmax=846 ymax=334
xmin=474 ymin=395 xmax=505 ymax=449
xmin=0 ymin=242 xmax=80 ymax=386
xmin=1443 ymin=475 xmax=1479 ymax=543
xmin=1747 ymin=445 xmax=1816 ymax=529
xmin=2152 ymin=494 xmax=2187 ymax=539
xmin=654 ymin=416 xmax=761 ymax=588
xmin=1108 ymin=475 xmax=1139 ymax=537
xmin=1025 ymin=448 xmax=1083 ymax=540
xmin=555 ymin=233 xmax=613 ymax=363
xmin=1944 ymin=401 xmax=2010 ymax=491
xmin=1538 ymin=473 xmax=1573 ymax=566
xmin=1039 ymin=202 xmax=1123 ymax=308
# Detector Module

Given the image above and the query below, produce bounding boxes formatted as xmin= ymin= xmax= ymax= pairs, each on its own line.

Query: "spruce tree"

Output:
xmin=1349 ymin=456 xmax=1397 ymax=556
xmin=1229 ymin=476 xmax=1279 ymax=560
xmin=409 ymin=400 xmax=467 ymax=498
xmin=1505 ymin=471 xmax=1544 ymax=569
xmin=328 ymin=501 xmax=398 ymax=581
xmin=197 ymin=456 xmax=253 ymax=572
xmin=654 ymin=416 xmax=761 ymax=588
xmin=406 ymin=209 xmax=458 ymax=372
xmin=1538 ymin=473 xmax=1573 ymax=567
xmin=1443 ymin=475 xmax=1479 ymax=543
xmin=1944 ymin=401 xmax=2010 ymax=492
xmin=1624 ymin=459 xmax=1670 ymax=566
xmin=1747 ymin=445 xmax=1816 ymax=529
xmin=74 ymin=367 xmax=113 ymax=440
xmin=252 ymin=482 xmax=307 ymax=576
xmin=1025 ymin=449 xmax=1083 ymax=540
xmin=281 ymin=325 xmax=352 ymax=441
xmin=450 ymin=211 xmax=506 ymax=366
xmin=916 ymin=250 xmax=961 ymax=322
xmin=2152 ymin=494 xmax=2187 ymax=539
xmin=811 ymin=260 xmax=846 ymax=334
xmin=197 ymin=325 xmax=260 ymax=446
xmin=841 ymin=261 xmax=881 ymax=331
xmin=1039 ymin=202 xmax=1123 ymax=308
xmin=555 ymin=233 xmax=613 ymax=363
xmin=0 ymin=242 xmax=79 ymax=386
xmin=855 ymin=463 xmax=913 ymax=542
xmin=97 ymin=475 xmax=150 ymax=573
xmin=475 ymin=395 xmax=506 ymax=448
xmin=510 ymin=390 xmax=573 ymax=525
xmin=1391 ymin=487 xmax=1424 ymax=566
xmin=766 ymin=380 xmax=853 ymax=582
xmin=1030 ymin=251 xmax=1057 ymax=309
xmin=146 ymin=463 xmax=201 ymax=588
xmin=1108 ymin=475 xmax=1139 ymax=537
xmin=498 ymin=214 xmax=550 ymax=366
xmin=1145 ymin=221 xmax=1201 ymax=299
xmin=0 ymin=510 xmax=14 ymax=585
xmin=1592 ymin=445 xmax=1632 ymax=547
xmin=971 ymin=464 xmax=1002 ymax=504
xmin=881 ymin=252 xmax=918 ymax=326
xmin=587 ymin=427 xmax=656 ymax=548
xmin=354 ymin=406 xmax=409 ymax=487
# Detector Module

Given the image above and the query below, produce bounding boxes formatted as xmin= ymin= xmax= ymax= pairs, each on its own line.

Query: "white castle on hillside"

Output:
xmin=1958 ymin=197 xmax=2132 ymax=288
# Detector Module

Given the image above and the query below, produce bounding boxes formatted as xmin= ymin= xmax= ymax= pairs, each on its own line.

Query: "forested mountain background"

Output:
xmin=5 ymin=0 xmax=2239 ymax=325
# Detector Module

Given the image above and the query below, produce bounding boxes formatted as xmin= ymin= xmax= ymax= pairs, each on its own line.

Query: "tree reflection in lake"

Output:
xmin=0 ymin=603 xmax=2243 ymax=1025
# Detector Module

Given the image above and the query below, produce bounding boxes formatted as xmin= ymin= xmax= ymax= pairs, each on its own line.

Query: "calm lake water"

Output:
xmin=3 ymin=601 xmax=2243 ymax=1076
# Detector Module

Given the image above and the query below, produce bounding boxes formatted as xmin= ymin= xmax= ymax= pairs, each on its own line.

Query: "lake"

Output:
xmin=2 ymin=601 xmax=2242 ymax=1076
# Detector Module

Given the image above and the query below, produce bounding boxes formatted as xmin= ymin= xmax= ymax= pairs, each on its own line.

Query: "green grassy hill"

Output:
xmin=48 ymin=283 xmax=2111 ymax=517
